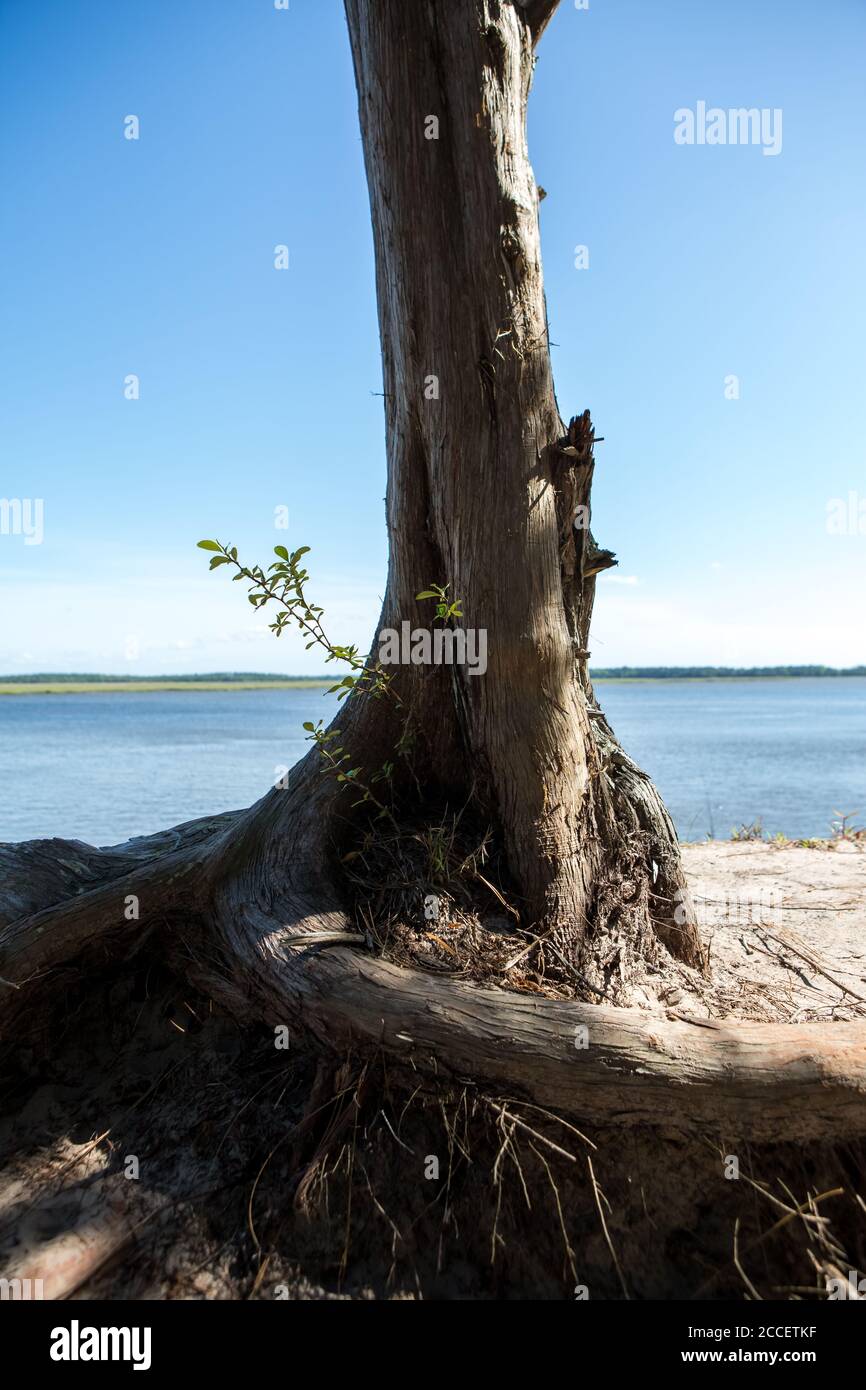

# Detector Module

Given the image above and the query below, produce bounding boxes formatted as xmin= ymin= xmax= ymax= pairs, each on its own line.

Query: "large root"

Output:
xmin=4 ymin=757 xmax=866 ymax=1144
xmin=0 ymin=812 xmax=237 ymax=1007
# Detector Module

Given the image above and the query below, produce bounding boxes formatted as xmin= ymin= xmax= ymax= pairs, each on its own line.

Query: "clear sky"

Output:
xmin=1 ymin=0 xmax=864 ymax=674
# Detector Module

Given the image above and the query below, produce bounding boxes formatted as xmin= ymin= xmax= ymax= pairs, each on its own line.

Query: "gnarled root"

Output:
xmin=3 ymin=753 xmax=866 ymax=1143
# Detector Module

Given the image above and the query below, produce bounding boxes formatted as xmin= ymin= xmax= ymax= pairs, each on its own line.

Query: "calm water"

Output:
xmin=0 ymin=679 xmax=864 ymax=846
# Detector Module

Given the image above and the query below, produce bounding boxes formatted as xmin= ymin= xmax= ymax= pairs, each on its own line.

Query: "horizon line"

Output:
xmin=2 ymin=666 xmax=865 ymax=683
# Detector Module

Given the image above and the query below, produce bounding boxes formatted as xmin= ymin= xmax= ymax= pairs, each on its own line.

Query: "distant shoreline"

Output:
xmin=0 ymin=680 xmax=333 ymax=695
xmin=1 ymin=668 xmax=864 ymax=696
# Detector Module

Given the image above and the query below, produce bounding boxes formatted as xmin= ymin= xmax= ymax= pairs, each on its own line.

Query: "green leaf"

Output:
xmin=274 ymin=545 xmax=289 ymax=561
xmin=209 ymin=555 xmax=230 ymax=569
xmin=197 ymin=540 xmax=221 ymax=552
xmin=415 ymin=589 xmax=439 ymax=601
xmin=302 ymin=721 xmax=315 ymax=732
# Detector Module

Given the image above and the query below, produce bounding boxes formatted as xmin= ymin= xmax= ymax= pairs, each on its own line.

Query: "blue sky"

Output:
xmin=1 ymin=0 xmax=864 ymax=674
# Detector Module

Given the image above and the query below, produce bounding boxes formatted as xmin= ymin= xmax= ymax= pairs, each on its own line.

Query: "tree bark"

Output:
xmin=342 ymin=0 xmax=702 ymax=970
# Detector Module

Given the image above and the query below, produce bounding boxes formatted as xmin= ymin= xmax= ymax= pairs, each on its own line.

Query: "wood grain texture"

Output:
xmin=250 ymin=939 xmax=866 ymax=1142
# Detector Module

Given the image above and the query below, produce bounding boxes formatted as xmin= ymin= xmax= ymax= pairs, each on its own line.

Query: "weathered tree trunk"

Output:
xmin=342 ymin=0 xmax=702 ymax=971
xmin=11 ymin=0 xmax=866 ymax=1151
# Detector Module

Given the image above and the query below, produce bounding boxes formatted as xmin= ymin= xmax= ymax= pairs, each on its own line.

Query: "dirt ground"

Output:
xmin=676 ymin=840 xmax=866 ymax=1024
xmin=1 ymin=841 xmax=864 ymax=1301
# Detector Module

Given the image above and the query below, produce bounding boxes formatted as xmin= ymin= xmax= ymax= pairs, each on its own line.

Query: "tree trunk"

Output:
xmin=342 ymin=0 xmax=702 ymax=974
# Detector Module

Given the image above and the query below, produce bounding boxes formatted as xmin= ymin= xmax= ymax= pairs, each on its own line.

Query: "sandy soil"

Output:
xmin=673 ymin=840 xmax=866 ymax=1023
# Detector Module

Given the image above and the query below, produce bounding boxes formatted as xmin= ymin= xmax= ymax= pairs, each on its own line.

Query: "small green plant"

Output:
xmin=197 ymin=539 xmax=393 ymax=705
xmin=198 ymin=538 xmax=402 ymax=820
xmin=419 ymin=821 xmax=452 ymax=880
xmin=199 ymin=540 xmax=463 ymax=823
xmin=415 ymin=583 xmax=463 ymax=622
xmin=299 ymin=719 xmax=395 ymax=821
xmin=730 ymin=820 xmax=765 ymax=842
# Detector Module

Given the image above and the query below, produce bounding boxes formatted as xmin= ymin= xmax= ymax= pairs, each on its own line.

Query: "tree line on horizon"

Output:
xmin=2 ymin=667 xmax=865 ymax=684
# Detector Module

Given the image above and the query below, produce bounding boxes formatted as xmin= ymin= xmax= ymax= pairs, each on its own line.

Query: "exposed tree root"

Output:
xmin=3 ymin=761 xmax=866 ymax=1145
